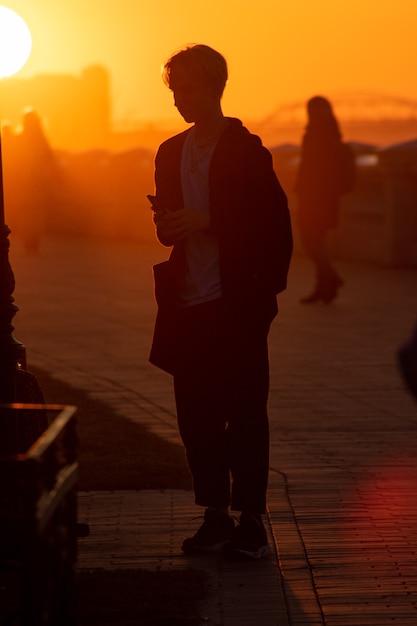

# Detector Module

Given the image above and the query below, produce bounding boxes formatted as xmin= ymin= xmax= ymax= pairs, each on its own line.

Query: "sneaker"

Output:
xmin=182 ymin=508 xmax=235 ymax=553
xmin=222 ymin=513 xmax=272 ymax=560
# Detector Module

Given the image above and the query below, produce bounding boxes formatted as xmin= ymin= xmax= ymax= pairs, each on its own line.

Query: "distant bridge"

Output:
xmin=259 ymin=93 xmax=417 ymax=127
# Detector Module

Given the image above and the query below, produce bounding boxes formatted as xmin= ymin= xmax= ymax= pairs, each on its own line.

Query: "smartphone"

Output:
xmin=146 ymin=194 xmax=160 ymax=212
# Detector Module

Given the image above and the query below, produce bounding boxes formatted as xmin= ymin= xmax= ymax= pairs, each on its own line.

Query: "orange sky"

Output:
xmin=4 ymin=0 xmax=417 ymax=124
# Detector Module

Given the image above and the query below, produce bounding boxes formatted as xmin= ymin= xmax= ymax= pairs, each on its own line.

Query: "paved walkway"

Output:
xmin=10 ymin=234 xmax=417 ymax=625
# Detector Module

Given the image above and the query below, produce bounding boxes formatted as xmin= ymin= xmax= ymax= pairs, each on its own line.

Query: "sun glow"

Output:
xmin=0 ymin=6 xmax=32 ymax=79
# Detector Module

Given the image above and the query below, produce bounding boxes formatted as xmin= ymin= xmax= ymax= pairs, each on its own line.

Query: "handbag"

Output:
xmin=398 ymin=322 xmax=417 ymax=400
xmin=149 ymin=260 xmax=181 ymax=375
xmin=153 ymin=260 xmax=179 ymax=309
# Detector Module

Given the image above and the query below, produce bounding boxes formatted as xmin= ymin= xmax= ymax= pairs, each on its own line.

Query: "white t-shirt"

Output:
xmin=179 ymin=127 xmax=222 ymax=307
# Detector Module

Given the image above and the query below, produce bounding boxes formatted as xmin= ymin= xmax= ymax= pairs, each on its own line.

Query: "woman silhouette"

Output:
xmin=295 ymin=96 xmax=345 ymax=303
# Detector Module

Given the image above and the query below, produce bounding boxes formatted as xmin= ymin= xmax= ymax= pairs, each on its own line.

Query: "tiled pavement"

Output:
xmin=10 ymin=234 xmax=417 ymax=625
xmin=77 ymin=488 xmax=289 ymax=626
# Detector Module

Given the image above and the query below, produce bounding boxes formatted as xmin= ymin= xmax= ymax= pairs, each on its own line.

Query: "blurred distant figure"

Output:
xmin=1 ymin=122 xmax=19 ymax=207
xmin=3 ymin=109 xmax=57 ymax=254
xmin=295 ymin=96 xmax=353 ymax=303
xmin=398 ymin=320 xmax=417 ymax=401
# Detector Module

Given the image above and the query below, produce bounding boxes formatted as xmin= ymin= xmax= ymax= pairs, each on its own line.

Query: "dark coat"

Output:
xmin=150 ymin=118 xmax=292 ymax=374
xmin=153 ymin=117 xmax=293 ymax=316
xmin=295 ymin=121 xmax=344 ymax=232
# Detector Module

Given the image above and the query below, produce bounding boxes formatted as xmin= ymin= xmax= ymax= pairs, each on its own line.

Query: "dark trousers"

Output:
xmin=173 ymin=298 xmax=271 ymax=514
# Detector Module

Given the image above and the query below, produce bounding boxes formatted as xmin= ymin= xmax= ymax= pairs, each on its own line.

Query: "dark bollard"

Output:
xmin=0 ymin=134 xmax=26 ymax=401
xmin=0 ymin=132 xmax=47 ymax=446
xmin=0 ymin=129 xmax=84 ymax=625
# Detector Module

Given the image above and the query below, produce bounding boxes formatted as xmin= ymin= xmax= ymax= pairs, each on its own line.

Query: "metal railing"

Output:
xmin=0 ymin=403 xmax=78 ymax=626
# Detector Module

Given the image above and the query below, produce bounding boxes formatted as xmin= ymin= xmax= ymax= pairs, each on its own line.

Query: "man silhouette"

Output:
xmin=149 ymin=44 xmax=292 ymax=559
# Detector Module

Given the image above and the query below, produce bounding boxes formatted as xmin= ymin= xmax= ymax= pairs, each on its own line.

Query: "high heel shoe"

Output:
xmin=322 ymin=276 xmax=344 ymax=303
xmin=300 ymin=277 xmax=344 ymax=304
xmin=300 ymin=290 xmax=323 ymax=304
xmin=321 ymin=286 xmax=339 ymax=303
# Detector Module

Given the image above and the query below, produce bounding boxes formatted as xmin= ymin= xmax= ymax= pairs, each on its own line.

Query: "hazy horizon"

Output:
xmin=5 ymin=1 xmax=417 ymax=124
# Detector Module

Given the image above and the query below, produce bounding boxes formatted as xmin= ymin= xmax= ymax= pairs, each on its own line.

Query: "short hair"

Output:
xmin=162 ymin=44 xmax=228 ymax=97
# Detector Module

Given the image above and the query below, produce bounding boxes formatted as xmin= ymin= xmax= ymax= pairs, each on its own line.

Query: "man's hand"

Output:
xmin=154 ymin=208 xmax=210 ymax=244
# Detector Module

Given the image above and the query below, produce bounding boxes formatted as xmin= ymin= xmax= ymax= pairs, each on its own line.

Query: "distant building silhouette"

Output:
xmin=0 ymin=65 xmax=110 ymax=150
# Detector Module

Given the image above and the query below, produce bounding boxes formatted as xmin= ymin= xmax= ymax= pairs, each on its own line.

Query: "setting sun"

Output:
xmin=0 ymin=6 xmax=32 ymax=79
